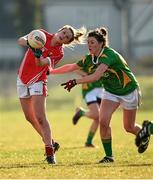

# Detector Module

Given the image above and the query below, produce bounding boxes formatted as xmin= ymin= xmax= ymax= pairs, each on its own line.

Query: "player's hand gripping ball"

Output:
xmin=27 ymin=30 xmax=46 ymax=49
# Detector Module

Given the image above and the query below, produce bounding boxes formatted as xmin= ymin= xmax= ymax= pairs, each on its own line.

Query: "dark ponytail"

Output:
xmin=100 ymin=27 xmax=107 ymax=37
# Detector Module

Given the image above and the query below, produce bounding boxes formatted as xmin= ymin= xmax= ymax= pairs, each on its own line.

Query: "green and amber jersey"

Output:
xmin=77 ymin=56 xmax=103 ymax=98
xmin=77 ymin=47 xmax=139 ymax=96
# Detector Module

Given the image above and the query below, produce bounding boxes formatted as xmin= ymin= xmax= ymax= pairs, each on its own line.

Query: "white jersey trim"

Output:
xmin=18 ymin=51 xmax=28 ymax=78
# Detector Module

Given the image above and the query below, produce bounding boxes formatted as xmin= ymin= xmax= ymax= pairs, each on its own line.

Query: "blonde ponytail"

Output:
xmin=73 ymin=26 xmax=87 ymax=44
xmin=59 ymin=25 xmax=87 ymax=47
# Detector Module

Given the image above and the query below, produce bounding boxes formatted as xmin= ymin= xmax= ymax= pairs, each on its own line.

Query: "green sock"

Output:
xmin=101 ymin=138 xmax=113 ymax=157
xmin=149 ymin=123 xmax=153 ymax=134
xmin=80 ymin=108 xmax=86 ymax=117
xmin=86 ymin=131 xmax=95 ymax=144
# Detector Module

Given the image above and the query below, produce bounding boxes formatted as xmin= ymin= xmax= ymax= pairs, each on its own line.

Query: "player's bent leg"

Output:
xmin=72 ymin=107 xmax=85 ymax=125
xmin=123 ymin=109 xmax=141 ymax=135
xmin=84 ymin=103 xmax=99 ymax=147
xmin=85 ymin=120 xmax=99 ymax=148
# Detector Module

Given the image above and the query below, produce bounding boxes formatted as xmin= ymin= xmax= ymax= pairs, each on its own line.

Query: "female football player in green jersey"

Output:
xmin=72 ymin=70 xmax=104 ymax=148
xmin=50 ymin=26 xmax=149 ymax=163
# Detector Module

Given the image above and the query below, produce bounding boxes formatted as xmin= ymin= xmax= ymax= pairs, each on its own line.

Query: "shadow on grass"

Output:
xmin=0 ymin=162 xmax=44 ymax=169
xmin=92 ymin=162 xmax=153 ymax=168
xmin=63 ymin=146 xmax=99 ymax=150
xmin=0 ymin=162 xmax=99 ymax=169
xmin=123 ymin=163 xmax=153 ymax=167
xmin=1 ymin=161 xmax=153 ymax=169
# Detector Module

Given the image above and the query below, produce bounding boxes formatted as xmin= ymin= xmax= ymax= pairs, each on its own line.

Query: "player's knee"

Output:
xmin=93 ymin=119 xmax=99 ymax=128
xmin=91 ymin=114 xmax=99 ymax=121
xmin=100 ymin=120 xmax=109 ymax=131
xmin=100 ymin=124 xmax=108 ymax=137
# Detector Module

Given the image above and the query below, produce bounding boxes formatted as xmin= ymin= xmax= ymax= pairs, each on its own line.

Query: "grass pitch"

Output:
xmin=0 ymin=110 xmax=153 ymax=179
xmin=0 ymin=75 xmax=153 ymax=179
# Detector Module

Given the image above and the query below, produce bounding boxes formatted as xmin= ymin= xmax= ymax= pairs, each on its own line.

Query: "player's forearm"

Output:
xmin=76 ymin=73 xmax=100 ymax=84
xmin=76 ymin=64 xmax=107 ymax=84
xmin=17 ymin=36 xmax=28 ymax=47
xmin=75 ymin=70 xmax=87 ymax=77
xmin=51 ymin=64 xmax=78 ymax=74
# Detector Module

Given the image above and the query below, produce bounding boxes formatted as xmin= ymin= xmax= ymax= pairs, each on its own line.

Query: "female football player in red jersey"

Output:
xmin=50 ymin=27 xmax=146 ymax=163
xmin=17 ymin=25 xmax=86 ymax=164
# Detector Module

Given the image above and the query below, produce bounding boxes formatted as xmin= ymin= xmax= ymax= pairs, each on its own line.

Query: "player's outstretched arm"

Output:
xmin=75 ymin=69 xmax=87 ymax=77
xmin=50 ymin=64 xmax=79 ymax=74
xmin=61 ymin=63 xmax=108 ymax=92
xmin=76 ymin=63 xmax=108 ymax=84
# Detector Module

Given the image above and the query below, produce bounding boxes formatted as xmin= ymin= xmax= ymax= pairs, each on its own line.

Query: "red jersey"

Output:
xmin=18 ymin=29 xmax=64 ymax=85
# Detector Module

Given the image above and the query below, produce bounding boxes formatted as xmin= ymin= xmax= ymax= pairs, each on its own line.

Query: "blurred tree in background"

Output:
xmin=0 ymin=0 xmax=45 ymax=70
xmin=0 ymin=0 xmax=17 ymax=38
xmin=14 ymin=0 xmax=44 ymax=36
xmin=14 ymin=0 xmax=44 ymax=54
xmin=0 ymin=0 xmax=44 ymax=38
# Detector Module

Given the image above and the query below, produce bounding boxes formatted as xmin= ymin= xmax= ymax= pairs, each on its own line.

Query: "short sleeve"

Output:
xmin=77 ymin=56 xmax=86 ymax=68
xmin=99 ymin=54 xmax=114 ymax=67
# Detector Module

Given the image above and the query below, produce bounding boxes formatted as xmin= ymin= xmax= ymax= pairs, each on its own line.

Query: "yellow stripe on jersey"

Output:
xmin=121 ymin=70 xmax=132 ymax=87
xmin=88 ymin=65 xmax=94 ymax=73
xmin=82 ymin=83 xmax=89 ymax=90
xmin=107 ymin=68 xmax=121 ymax=82
xmin=82 ymin=57 xmax=86 ymax=64
xmin=107 ymin=68 xmax=131 ymax=87
xmin=100 ymin=54 xmax=108 ymax=58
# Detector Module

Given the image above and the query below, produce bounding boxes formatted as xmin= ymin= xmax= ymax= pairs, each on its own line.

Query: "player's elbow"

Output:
xmin=17 ymin=37 xmax=27 ymax=46
xmin=17 ymin=38 xmax=22 ymax=46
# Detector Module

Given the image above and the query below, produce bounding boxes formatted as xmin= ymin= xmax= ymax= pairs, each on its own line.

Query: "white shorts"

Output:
xmin=17 ymin=77 xmax=47 ymax=98
xmin=102 ymin=88 xmax=141 ymax=110
xmin=84 ymin=88 xmax=104 ymax=104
